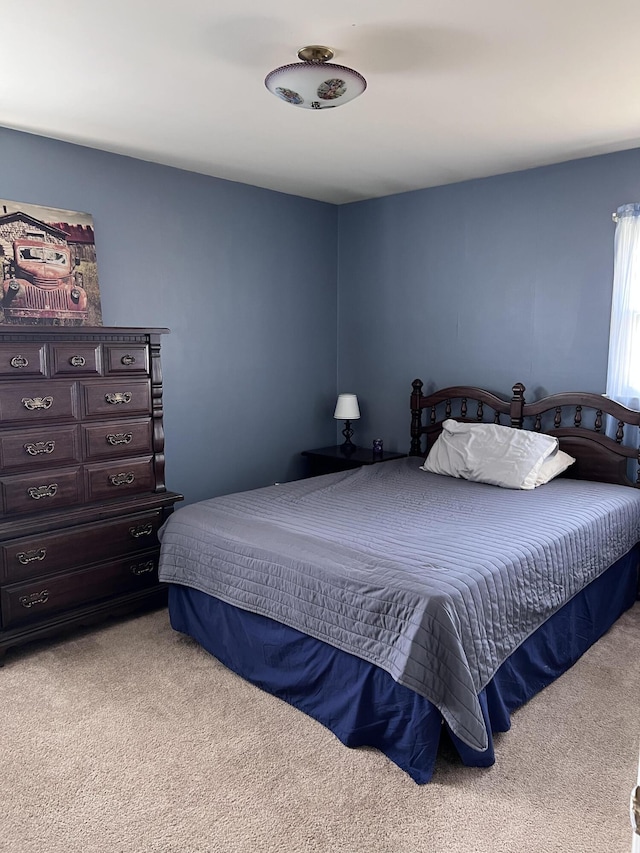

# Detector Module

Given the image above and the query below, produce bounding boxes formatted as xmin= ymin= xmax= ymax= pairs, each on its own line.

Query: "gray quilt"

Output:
xmin=158 ymin=458 xmax=640 ymax=751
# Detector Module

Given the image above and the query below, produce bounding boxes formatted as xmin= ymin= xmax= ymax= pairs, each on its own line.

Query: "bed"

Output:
xmin=158 ymin=380 xmax=640 ymax=783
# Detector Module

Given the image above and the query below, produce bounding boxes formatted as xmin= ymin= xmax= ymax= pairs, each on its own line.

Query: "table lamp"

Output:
xmin=334 ymin=393 xmax=360 ymax=452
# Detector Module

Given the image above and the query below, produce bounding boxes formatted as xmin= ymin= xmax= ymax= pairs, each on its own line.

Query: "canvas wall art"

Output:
xmin=0 ymin=199 xmax=102 ymax=326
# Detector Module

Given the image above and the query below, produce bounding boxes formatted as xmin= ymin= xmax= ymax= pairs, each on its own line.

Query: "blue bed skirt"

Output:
xmin=167 ymin=546 xmax=639 ymax=784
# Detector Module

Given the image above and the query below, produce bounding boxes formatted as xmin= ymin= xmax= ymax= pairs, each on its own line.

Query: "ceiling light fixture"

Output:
xmin=265 ymin=45 xmax=366 ymax=110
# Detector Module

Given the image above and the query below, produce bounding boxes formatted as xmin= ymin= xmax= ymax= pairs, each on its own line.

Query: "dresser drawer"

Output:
xmin=81 ymin=418 xmax=153 ymax=461
xmin=0 ymin=424 xmax=81 ymax=472
xmin=50 ymin=343 xmax=102 ymax=377
xmin=80 ymin=378 xmax=151 ymax=418
xmin=104 ymin=344 xmax=149 ymax=375
xmin=0 ymin=379 xmax=77 ymax=424
xmin=1 ymin=509 xmax=164 ymax=582
xmin=1 ymin=551 xmax=160 ymax=628
xmin=84 ymin=456 xmax=155 ymax=502
xmin=0 ymin=343 xmax=47 ymax=377
xmin=0 ymin=467 xmax=82 ymax=515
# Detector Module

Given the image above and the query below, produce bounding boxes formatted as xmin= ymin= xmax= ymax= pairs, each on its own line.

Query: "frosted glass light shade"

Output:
xmin=265 ymin=61 xmax=366 ymax=110
xmin=334 ymin=394 xmax=360 ymax=420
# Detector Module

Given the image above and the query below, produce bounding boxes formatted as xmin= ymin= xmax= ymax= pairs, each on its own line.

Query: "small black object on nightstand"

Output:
xmin=301 ymin=445 xmax=407 ymax=477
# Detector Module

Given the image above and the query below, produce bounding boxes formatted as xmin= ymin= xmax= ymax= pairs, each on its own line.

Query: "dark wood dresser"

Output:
xmin=0 ymin=326 xmax=183 ymax=661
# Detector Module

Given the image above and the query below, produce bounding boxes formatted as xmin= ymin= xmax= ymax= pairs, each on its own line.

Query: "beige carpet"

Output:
xmin=2 ymin=604 xmax=639 ymax=853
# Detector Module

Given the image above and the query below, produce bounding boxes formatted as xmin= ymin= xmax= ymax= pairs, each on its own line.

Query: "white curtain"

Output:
xmin=606 ymin=203 xmax=640 ymax=410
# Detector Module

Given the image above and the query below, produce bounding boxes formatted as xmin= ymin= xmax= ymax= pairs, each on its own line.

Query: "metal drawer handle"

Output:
xmin=106 ymin=432 xmax=133 ymax=446
xmin=19 ymin=590 xmax=49 ymax=608
xmin=129 ymin=523 xmax=153 ymax=538
xmin=24 ymin=440 xmax=55 ymax=456
xmin=105 ymin=392 xmax=132 ymax=405
xmin=130 ymin=560 xmax=155 ymax=576
xmin=69 ymin=355 xmax=86 ymax=366
xmin=27 ymin=483 xmax=58 ymax=500
xmin=16 ymin=548 xmax=47 ymax=565
xmin=109 ymin=472 xmax=135 ymax=486
xmin=121 ymin=355 xmax=136 ymax=366
xmin=22 ymin=396 xmax=53 ymax=411
xmin=10 ymin=355 xmax=29 ymax=368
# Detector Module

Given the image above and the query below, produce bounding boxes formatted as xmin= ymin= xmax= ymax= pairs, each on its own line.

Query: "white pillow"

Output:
xmin=421 ymin=419 xmax=559 ymax=490
xmin=534 ymin=448 xmax=576 ymax=486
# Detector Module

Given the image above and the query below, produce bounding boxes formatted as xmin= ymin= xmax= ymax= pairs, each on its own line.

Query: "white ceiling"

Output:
xmin=3 ymin=0 xmax=640 ymax=205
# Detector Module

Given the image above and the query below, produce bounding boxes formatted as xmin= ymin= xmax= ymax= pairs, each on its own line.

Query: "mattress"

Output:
xmin=158 ymin=458 xmax=640 ymax=750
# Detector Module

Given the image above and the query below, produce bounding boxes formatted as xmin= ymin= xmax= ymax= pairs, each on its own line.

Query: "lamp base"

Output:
xmin=340 ymin=420 xmax=356 ymax=453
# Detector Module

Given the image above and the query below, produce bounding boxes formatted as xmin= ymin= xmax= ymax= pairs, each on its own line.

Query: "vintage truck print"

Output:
xmin=2 ymin=238 xmax=88 ymax=324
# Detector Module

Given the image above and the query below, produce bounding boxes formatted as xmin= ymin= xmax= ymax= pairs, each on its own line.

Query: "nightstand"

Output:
xmin=301 ymin=445 xmax=407 ymax=477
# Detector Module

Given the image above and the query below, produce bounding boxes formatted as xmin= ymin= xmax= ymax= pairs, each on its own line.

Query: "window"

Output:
xmin=606 ymin=203 xmax=640 ymax=409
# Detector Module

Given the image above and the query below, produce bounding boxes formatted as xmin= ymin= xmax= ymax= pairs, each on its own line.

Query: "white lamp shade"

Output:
xmin=334 ymin=393 xmax=360 ymax=420
xmin=265 ymin=62 xmax=366 ymax=110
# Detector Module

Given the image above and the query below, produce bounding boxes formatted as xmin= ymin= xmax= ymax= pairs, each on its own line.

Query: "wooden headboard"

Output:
xmin=410 ymin=379 xmax=640 ymax=488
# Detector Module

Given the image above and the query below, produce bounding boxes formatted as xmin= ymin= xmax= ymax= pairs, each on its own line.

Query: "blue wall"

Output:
xmin=337 ymin=148 xmax=640 ymax=454
xmin=0 ymin=127 xmax=338 ymax=504
xmin=5 ymin=126 xmax=640 ymax=486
